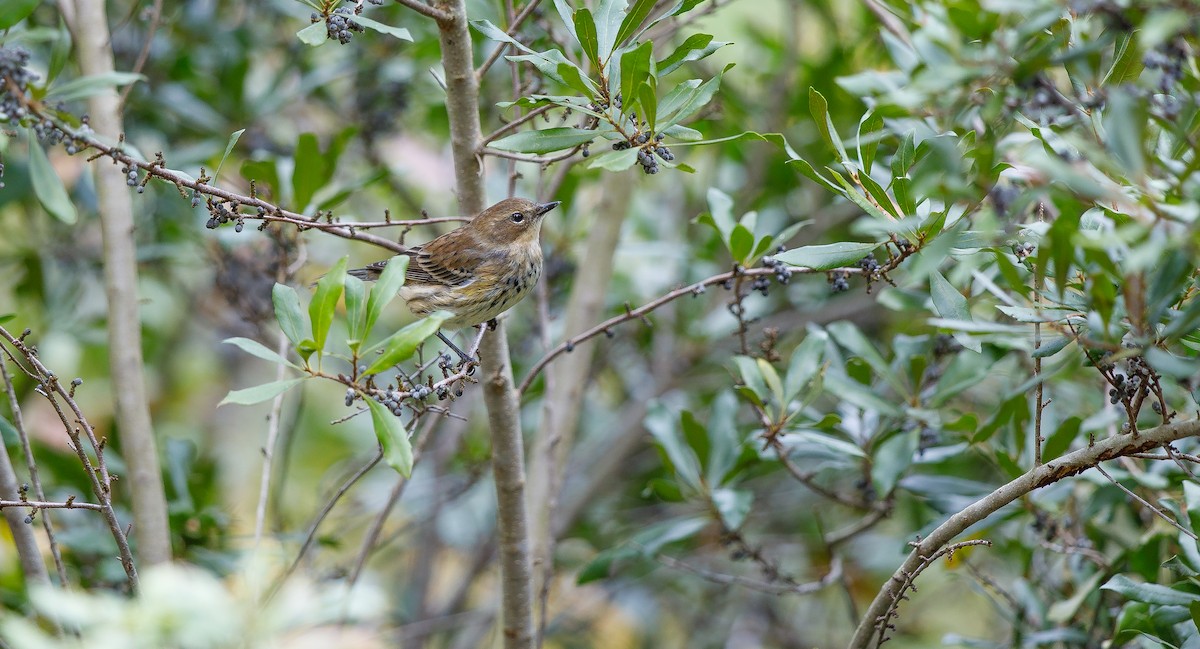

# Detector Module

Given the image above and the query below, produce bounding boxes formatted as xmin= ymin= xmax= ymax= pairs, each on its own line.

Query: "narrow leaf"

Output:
xmin=296 ymin=21 xmax=327 ymax=46
xmin=491 ymin=127 xmax=599 ymax=154
xmin=45 ymin=72 xmax=146 ymax=103
xmin=27 ymin=133 xmax=77 ymax=224
xmin=219 ymin=378 xmax=307 ymax=406
xmin=212 ymin=129 xmax=245 ymax=183
xmin=361 ymin=311 xmax=453 ymax=376
xmin=364 ymin=256 xmax=409 ymax=337
xmin=310 ymin=256 xmax=348 ymax=353
xmin=367 ymin=399 xmax=413 ymax=477
xmin=775 ymin=242 xmax=879 ymax=270
xmin=348 ymin=15 xmax=413 ymax=41
xmin=223 ymin=337 xmax=299 ymax=370
xmin=0 ymin=0 xmax=38 ymax=30
xmin=272 ymin=283 xmax=307 ymax=347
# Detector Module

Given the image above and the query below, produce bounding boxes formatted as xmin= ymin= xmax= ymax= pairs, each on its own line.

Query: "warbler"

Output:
xmin=348 ymin=197 xmax=560 ymax=358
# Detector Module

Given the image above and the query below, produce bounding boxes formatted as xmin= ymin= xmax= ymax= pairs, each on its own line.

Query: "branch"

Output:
xmin=475 ymin=0 xmax=544 ymax=80
xmin=0 ymin=418 xmax=50 ymax=584
xmin=0 ymin=499 xmax=104 ymax=511
xmin=0 ymin=325 xmax=139 ymax=589
xmin=849 ymin=416 xmax=1200 ymax=649
xmin=517 ymin=265 xmax=865 ymax=395
xmin=396 ymin=0 xmax=452 ymax=22
xmin=654 ymin=552 xmax=842 ymax=596
xmin=67 ymin=0 xmax=172 ymax=567
xmin=434 ymin=0 xmax=535 ymax=646
xmin=1 ymin=358 xmax=65 ymax=585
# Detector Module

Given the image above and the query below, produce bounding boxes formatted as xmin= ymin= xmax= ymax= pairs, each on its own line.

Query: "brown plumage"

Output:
xmin=349 ymin=197 xmax=559 ymax=331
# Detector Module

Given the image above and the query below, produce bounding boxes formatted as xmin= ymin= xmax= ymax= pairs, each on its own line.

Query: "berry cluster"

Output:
xmin=0 ymin=47 xmax=35 ymax=124
xmin=613 ymin=132 xmax=674 ymax=174
xmin=204 ymin=200 xmax=246 ymax=232
xmin=1012 ymin=241 xmax=1036 ymax=260
xmin=828 ymin=270 xmax=850 ymax=293
xmin=760 ymin=253 xmax=793 ymax=284
xmin=857 ymin=253 xmax=881 ymax=277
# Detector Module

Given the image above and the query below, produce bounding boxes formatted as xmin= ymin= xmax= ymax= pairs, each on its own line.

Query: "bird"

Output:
xmin=348 ymin=197 xmax=560 ymax=360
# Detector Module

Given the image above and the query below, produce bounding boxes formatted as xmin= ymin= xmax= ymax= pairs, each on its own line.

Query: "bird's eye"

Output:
xmin=510 ymin=212 xmax=525 ymax=223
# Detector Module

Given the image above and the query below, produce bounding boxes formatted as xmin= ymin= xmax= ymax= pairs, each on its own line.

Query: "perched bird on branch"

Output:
xmin=349 ymin=197 xmax=560 ymax=359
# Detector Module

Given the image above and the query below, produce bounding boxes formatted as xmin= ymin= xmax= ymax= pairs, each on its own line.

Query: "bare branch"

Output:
xmin=849 ymin=417 xmax=1200 ymax=648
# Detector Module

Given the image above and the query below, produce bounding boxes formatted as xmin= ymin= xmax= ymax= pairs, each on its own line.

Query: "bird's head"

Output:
xmin=470 ymin=197 xmax=559 ymax=245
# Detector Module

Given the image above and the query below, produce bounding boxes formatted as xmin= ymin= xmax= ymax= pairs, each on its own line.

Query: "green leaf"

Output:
xmin=658 ymin=33 xmax=729 ymax=76
xmin=809 ymin=88 xmax=847 ymax=162
xmin=574 ymin=8 xmax=599 ymax=66
xmin=1105 ymin=88 xmax=1146 ymax=178
xmin=507 ymin=52 xmax=597 ymax=97
xmin=0 ymin=0 xmax=38 ymax=30
xmin=364 ymin=256 xmax=409 ymax=338
xmin=930 ymin=270 xmax=980 ymax=353
xmin=44 ymin=71 xmax=145 ymax=103
xmin=296 ymin=21 xmax=327 ymax=46
xmin=784 ymin=331 xmax=827 ymax=402
xmin=858 ymin=112 xmax=883 ymax=175
xmin=0 ymin=314 xmax=13 ymax=324
xmin=27 ymin=133 xmax=77 ymax=224
xmin=212 ymin=129 xmax=245 ymax=184
xmin=344 ymin=275 xmax=367 ymax=351
xmin=222 ymin=337 xmax=299 ymax=370
xmin=576 ymin=517 xmax=708 ymax=584
xmin=292 ymin=133 xmax=327 ymax=211
xmin=711 ymin=488 xmax=752 ymax=530
xmin=729 ymin=224 xmax=754 ymax=264
xmin=240 ymin=160 xmax=281 ymax=199
xmin=620 ymin=41 xmax=654 ymax=116
xmin=615 ymin=0 xmax=655 ymax=48
xmin=1103 ymin=32 xmax=1143 ymax=86
xmin=47 ymin=19 xmax=71 ymax=83
xmin=638 ymin=80 xmax=657 ymax=131
xmin=661 ymin=64 xmax=732 ymax=128
xmin=361 ymin=311 xmax=453 ymax=376
xmin=1042 ymin=416 xmax=1079 ymax=462
xmin=310 ymin=257 xmax=348 ymax=353
xmin=593 ymin=0 xmax=627 ymax=63
xmin=1102 ymin=574 xmax=1200 ymax=606
xmin=348 ymin=15 xmax=413 ymax=41
xmin=472 ymin=19 xmax=535 ymax=54
xmin=775 ymin=242 xmax=879 ymax=270
xmin=272 ymin=283 xmax=307 ymax=347
xmin=490 ymin=127 xmax=599 ymax=154
xmin=367 ymin=399 xmax=413 ymax=477
xmin=550 ymin=0 xmax=579 ymax=43
xmin=871 ymin=429 xmax=919 ymax=497
xmin=586 ymin=147 xmax=640 ymax=171
xmin=219 ymin=378 xmax=307 ymax=406
xmin=892 ymin=130 xmax=916 ymax=177
xmin=645 ymin=402 xmax=702 ymax=492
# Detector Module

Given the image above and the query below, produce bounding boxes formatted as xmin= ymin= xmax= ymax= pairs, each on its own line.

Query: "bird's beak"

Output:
xmin=534 ymin=201 xmax=561 ymax=217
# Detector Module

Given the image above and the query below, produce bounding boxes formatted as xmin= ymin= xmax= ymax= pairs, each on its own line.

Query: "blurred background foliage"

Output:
xmin=2 ymin=0 xmax=1200 ymax=647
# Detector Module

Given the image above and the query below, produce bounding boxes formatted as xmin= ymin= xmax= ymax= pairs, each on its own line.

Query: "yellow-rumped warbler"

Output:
xmin=349 ymin=197 xmax=559 ymax=358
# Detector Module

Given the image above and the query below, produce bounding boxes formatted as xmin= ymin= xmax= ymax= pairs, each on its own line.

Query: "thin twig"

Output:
xmin=654 ymin=552 xmax=842 ymax=596
xmin=254 ymin=331 xmax=291 ymax=546
xmin=475 ymin=0 xmax=545 ymax=80
xmin=0 ymin=327 xmax=138 ymax=589
xmin=1094 ymin=464 xmax=1196 ymax=539
xmin=517 ymin=265 xmax=864 ymax=394
xmin=0 ymin=499 xmax=104 ymax=511
xmin=118 ymin=0 xmax=164 ymax=107
xmin=346 ymin=412 xmax=443 ymax=588
xmin=1 ymin=358 xmax=67 ymax=585
xmin=279 ymin=450 xmax=383 ymax=584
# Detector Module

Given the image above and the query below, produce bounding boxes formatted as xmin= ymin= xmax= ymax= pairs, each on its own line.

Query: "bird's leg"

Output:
xmin=437 ymin=331 xmax=474 ymax=364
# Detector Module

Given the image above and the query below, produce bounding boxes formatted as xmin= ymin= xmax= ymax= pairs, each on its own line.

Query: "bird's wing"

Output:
xmin=406 ymin=228 xmax=493 ymax=288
